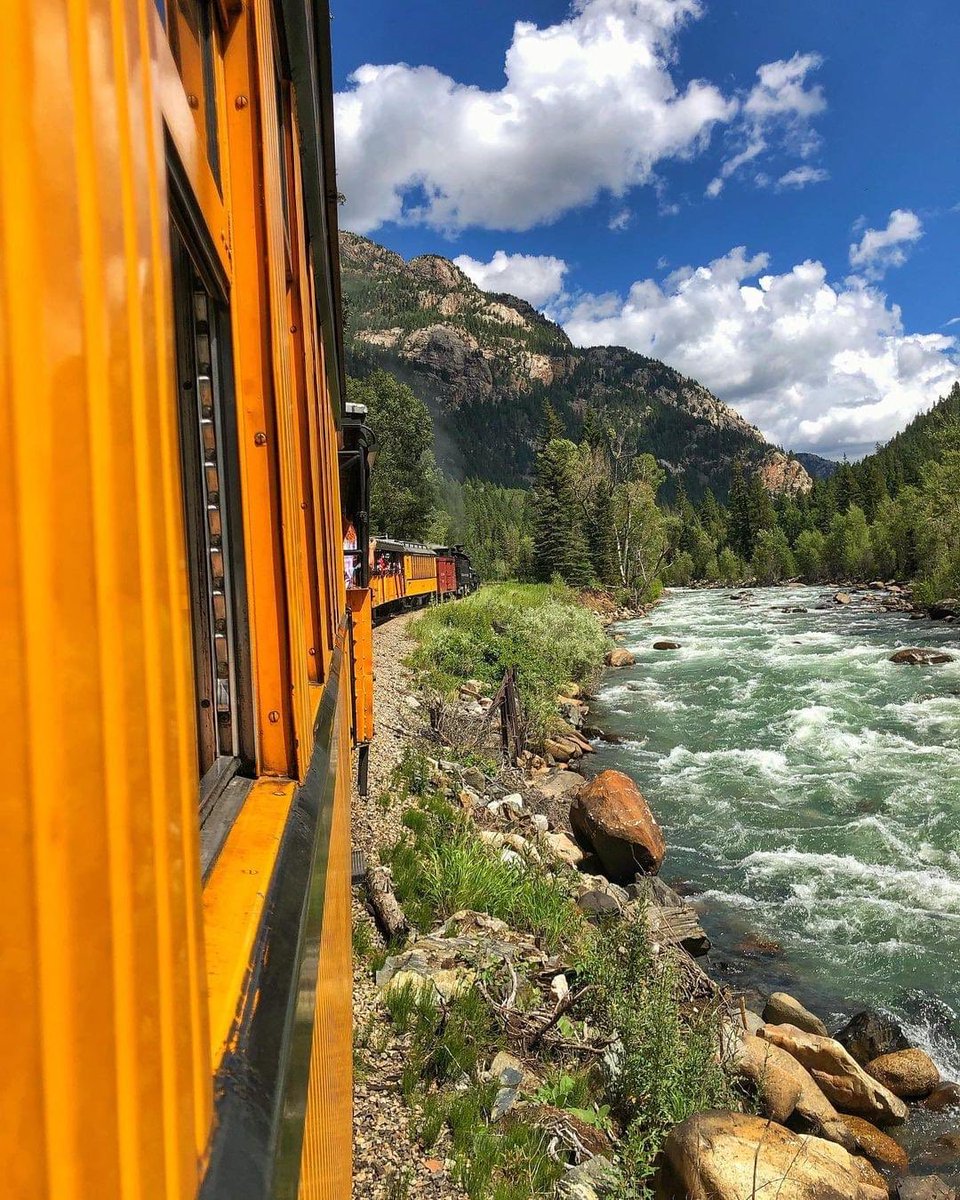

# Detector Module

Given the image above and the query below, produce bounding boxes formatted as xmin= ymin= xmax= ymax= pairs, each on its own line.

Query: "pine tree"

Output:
xmin=746 ymin=471 xmax=775 ymax=547
xmin=532 ymin=439 xmax=593 ymax=586
xmin=727 ymin=460 xmax=752 ymax=559
xmin=581 ymin=407 xmax=605 ymax=449
xmin=586 ymin=480 xmax=619 ymax=586
xmin=541 ymin=401 xmax=564 ymax=446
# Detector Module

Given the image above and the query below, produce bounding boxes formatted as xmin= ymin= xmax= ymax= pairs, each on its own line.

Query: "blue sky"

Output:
xmin=331 ymin=0 xmax=960 ymax=458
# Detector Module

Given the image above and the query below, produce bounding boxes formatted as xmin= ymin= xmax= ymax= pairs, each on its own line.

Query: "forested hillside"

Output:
xmin=340 ymin=232 xmax=811 ymax=502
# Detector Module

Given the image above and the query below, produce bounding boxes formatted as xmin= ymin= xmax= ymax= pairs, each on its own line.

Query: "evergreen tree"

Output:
xmin=532 ymin=439 xmax=592 ymax=586
xmin=586 ymin=480 xmax=619 ymax=587
xmin=541 ymin=401 xmax=564 ymax=446
xmin=746 ymin=471 xmax=775 ymax=545
xmin=581 ymin=407 xmax=605 ymax=449
xmin=727 ymin=460 xmax=752 ymax=559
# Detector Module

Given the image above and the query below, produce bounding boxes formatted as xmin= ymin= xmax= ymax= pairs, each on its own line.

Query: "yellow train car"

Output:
xmin=1 ymin=1 xmax=370 ymax=1197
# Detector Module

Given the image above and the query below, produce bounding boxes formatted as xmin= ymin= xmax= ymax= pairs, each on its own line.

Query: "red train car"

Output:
xmin=436 ymin=554 xmax=458 ymax=597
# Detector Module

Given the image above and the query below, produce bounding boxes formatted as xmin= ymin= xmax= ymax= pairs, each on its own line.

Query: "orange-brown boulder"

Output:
xmin=841 ymin=1114 xmax=910 ymax=1172
xmin=866 ymin=1048 xmax=940 ymax=1100
xmin=604 ymin=647 xmax=636 ymax=668
xmin=570 ymin=769 xmax=665 ymax=882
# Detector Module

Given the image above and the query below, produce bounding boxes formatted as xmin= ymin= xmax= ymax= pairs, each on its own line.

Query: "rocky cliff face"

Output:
xmin=340 ymin=232 xmax=812 ymax=499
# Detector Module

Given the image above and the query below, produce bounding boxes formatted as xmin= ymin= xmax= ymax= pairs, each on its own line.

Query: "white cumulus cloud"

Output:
xmin=849 ymin=209 xmax=923 ymax=280
xmin=562 ymin=247 xmax=959 ymax=457
xmin=335 ymin=0 xmax=738 ymax=233
xmin=453 ymin=250 xmax=569 ymax=307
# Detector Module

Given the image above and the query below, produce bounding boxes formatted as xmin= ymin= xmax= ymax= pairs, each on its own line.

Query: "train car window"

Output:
xmin=170 ymin=212 xmax=252 ymax=808
xmin=164 ymin=0 xmax=222 ymax=193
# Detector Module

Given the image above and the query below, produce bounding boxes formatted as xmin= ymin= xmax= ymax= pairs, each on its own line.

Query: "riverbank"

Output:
xmin=352 ymin=583 xmax=960 ymax=1198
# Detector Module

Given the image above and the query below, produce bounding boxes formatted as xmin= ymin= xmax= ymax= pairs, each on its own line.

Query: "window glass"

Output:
xmin=170 ymin=218 xmax=248 ymax=800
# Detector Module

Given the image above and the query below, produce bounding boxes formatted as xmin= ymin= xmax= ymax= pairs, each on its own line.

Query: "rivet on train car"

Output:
xmin=254 ymin=431 xmax=267 ymax=446
xmin=309 ymin=647 xmax=316 ymax=656
xmin=188 ymin=94 xmax=199 ymax=110
xmin=290 ymin=324 xmax=298 ymax=333
xmin=268 ymin=710 xmax=280 ymax=723
xmin=235 ymin=95 xmax=249 ymax=110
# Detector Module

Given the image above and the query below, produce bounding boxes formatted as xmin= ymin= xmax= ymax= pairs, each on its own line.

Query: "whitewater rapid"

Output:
xmin=590 ymin=586 xmax=960 ymax=1078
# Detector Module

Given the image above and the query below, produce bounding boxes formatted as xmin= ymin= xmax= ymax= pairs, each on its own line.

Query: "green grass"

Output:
xmin=383 ymin=782 xmax=583 ymax=952
xmin=409 ymin=581 xmax=608 ymax=738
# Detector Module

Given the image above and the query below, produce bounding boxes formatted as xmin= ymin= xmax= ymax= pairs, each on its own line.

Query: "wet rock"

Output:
xmin=763 ymin=992 xmax=829 ymax=1036
xmin=653 ymin=640 xmax=681 ymax=650
xmin=926 ymin=1083 xmax=960 ymax=1113
xmin=918 ymin=1133 xmax=960 ymax=1170
xmin=655 ymin=1111 xmax=888 ymax=1200
xmin=897 ymin=1177 xmax=957 ymax=1200
xmin=570 ymin=769 xmax=666 ymax=882
xmin=760 ymin=1023 xmax=909 ymax=1125
xmin=890 ymin=648 xmax=954 ymax=665
xmin=929 ymin=600 xmax=960 ymax=620
xmin=604 ymin=647 xmax=636 ymax=668
xmin=835 ymin=592 xmax=853 ymax=604
xmin=836 ymin=1009 xmax=912 ymax=1065
xmin=840 ymin=1114 xmax=910 ymax=1172
xmin=866 ymin=1048 xmax=940 ymax=1100
xmin=735 ymin=933 xmax=784 ymax=959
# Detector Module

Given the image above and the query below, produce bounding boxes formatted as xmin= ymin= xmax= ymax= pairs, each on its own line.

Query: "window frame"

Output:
xmin=168 ymin=156 xmax=255 ymax=816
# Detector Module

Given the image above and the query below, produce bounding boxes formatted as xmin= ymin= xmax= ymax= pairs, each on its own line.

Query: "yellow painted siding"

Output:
xmin=0 ymin=4 xmax=209 ymax=1199
xmin=298 ymin=669 xmax=354 ymax=1196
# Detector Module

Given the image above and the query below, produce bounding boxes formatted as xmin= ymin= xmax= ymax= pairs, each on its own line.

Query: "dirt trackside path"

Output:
xmin=351 ymin=611 xmax=466 ymax=1200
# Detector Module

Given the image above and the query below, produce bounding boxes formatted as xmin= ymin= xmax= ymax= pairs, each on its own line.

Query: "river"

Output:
xmin=589 ymin=585 xmax=960 ymax=1081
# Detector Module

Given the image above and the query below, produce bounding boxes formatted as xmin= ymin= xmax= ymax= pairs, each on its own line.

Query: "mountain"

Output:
xmin=340 ymin=232 xmax=811 ymax=500
xmin=793 ymin=452 xmax=839 ymax=480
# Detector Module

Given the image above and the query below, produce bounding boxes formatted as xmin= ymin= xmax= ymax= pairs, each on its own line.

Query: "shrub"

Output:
xmin=581 ymin=920 xmax=735 ymax=1195
xmin=410 ymin=582 xmax=607 ymax=738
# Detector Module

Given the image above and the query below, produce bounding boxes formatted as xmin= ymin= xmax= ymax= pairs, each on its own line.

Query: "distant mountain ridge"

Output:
xmin=339 ymin=231 xmax=812 ymax=500
xmin=794 ymin=452 xmax=839 ymax=480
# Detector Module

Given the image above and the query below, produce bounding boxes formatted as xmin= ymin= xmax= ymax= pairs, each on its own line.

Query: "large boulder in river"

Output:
xmin=653 ymin=640 xmax=681 ymax=650
xmin=890 ymin=647 xmax=954 ymax=664
xmin=570 ymin=770 xmax=665 ymax=882
xmin=866 ymin=1047 xmax=940 ymax=1100
xmin=760 ymin=1024 xmax=909 ymax=1125
xmin=655 ymin=1111 xmax=888 ymax=1200
xmin=836 ymin=1009 xmax=911 ymax=1065
xmin=604 ymin=648 xmax=636 ymax=667
xmin=763 ymin=992 xmax=829 ymax=1036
